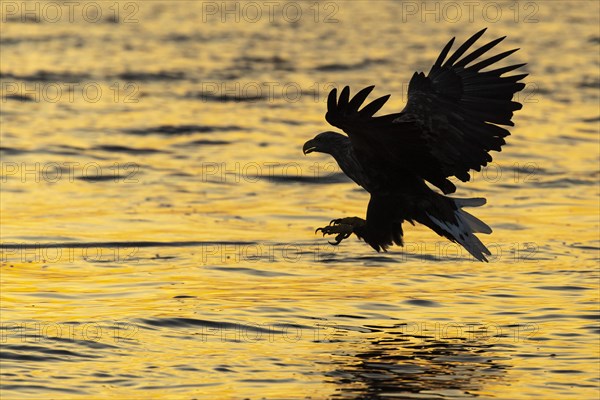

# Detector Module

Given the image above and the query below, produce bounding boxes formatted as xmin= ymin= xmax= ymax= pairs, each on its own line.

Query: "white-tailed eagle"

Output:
xmin=303 ymin=29 xmax=527 ymax=262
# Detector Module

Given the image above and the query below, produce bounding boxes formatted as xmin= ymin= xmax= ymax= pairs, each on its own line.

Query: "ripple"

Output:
xmin=0 ymin=384 xmax=87 ymax=395
xmin=0 ymin=70 xmax=91 ymax=82
xmin=77 ymin=174 xmax=130 ymax=182
xmin=404 ymin=299 xmax=442 ymax=307
xmin=113 ymin=71 xmax=186 ymax=81
xmin=137 ymin=383 xmax=220 ymax=390
xmin=313 ymin=58 xmax=387 ymax=71
xmin=3 ymin=94 xmax=35 ymax=102
xmin=1 ymin=344 xmax=101 ymax=361
xmin=138 ymin=317 xmax=283 ymax=334
xmin=0 ymin=146 xmax=28 ymax=155
xmin=266 ymin=173 xmax=350 ymax=185
xmin=123 ymin=124 xmax=245 ymax=136
xmin=207 ymin=266 xmax=296 ymax=277
xmin=535 ymin=286 xmax=591 ymax=291
xmin=185 ymin=91 xmax=266 ymax=102
xmin=92 ymin=145 xmax=166 ymax=154
xmin=175 ymin=139 xmax=231 ymax=146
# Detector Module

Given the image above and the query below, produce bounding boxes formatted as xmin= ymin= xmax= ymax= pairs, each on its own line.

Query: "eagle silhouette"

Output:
xmin=303 ymin=29 xmax=527 ymax=262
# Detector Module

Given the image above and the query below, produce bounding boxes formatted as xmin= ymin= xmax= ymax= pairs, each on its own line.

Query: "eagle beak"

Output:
xmin=303 ymin=140 xmax=317 ymax=155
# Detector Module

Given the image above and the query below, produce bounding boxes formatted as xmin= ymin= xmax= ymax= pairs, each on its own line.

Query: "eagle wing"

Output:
xmin=325 ymin=28 xmax=527 ymax=194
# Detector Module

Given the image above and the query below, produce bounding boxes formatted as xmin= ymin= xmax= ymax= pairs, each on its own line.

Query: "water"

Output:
xmin=1 ymin=1 xmax=599 ymax=398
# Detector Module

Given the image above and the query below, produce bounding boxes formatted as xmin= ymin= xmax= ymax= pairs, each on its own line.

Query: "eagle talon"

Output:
xmin=314 ymin=220 xmax=360 ymax=246
xmin=331 ymin=232 xmax=352 ymax=245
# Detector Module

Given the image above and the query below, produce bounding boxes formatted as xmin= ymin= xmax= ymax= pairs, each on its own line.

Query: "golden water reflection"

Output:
xmin=1 ymin=1 xmax=599 ymax=399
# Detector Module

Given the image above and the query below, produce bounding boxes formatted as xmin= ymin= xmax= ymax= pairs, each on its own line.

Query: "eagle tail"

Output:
xmin=424 ymin=197 xmax=492 ymax=262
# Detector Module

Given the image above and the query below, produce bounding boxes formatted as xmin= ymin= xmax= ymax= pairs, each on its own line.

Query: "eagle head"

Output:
xmin=303 ymin=131 xmax=348 ymax=155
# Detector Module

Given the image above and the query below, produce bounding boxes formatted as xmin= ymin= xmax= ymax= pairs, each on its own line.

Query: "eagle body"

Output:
xmin=303 ymin=29 xmax=527 ymax=262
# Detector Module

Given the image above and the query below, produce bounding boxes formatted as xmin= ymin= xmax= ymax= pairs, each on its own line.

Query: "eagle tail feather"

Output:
xmin=425 ymin=197 xmax=492 ymax=262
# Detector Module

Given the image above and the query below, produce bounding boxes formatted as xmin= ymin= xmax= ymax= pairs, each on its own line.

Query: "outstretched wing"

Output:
xmin=325 ymin=29 xmax=527 ymax=194
xmin=397 ymin=28 xmax=527 ymax=189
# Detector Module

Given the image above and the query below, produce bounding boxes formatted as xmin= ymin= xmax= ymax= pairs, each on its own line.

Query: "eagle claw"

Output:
xmin=314 ymin=217 xmax=365 ymax=246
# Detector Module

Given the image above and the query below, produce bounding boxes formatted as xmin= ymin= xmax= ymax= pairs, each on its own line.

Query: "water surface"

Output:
xmin=1 ymin=1 xmax=599 ymax=399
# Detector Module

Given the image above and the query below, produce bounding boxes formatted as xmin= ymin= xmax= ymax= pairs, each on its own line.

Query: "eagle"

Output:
xmin=302 ymin=29 xmax=527 ymax=262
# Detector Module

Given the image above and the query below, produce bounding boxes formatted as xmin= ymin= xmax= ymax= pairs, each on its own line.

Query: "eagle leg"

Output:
xmin=315 ymin=217 xmax=366 ymax=245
